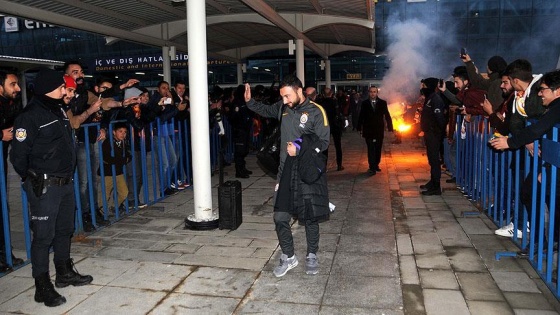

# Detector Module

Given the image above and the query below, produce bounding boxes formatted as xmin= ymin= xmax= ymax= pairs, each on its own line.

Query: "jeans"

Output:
xmin=76 ymin=142 xmax=100 ymax=216
xmin=155 ymin=135 xmax=177 ymax=189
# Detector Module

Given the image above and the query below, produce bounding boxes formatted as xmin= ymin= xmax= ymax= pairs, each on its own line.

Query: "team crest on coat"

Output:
xmin=300 ymin=113 xmax=308 ymax=124
xmin=15 ymin=128 xmax=27 ymax=142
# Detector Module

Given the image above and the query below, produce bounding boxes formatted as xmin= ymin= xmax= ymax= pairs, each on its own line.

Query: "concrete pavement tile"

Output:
xmin=429 ymin=210 xmax=456 ymax=222
xmin=402 ymin=283 xmax=425 ymax=315
xmin=510 ymin=310 xmax=560 ymax=315
xmin=248 ymin=272 xmax=328 ymax=304
xmin=503 ymin=292 xmax=556 ymax=311
xmin=0 ymin=274 xmax=34 ymax=305
xmin=423 ymin=289 xmax=470 ymax=315
xmin=109 ymin=261 xmax=192 ymax=291
xmin=447 ymin=247 xmax=487 ymax=272
xmin=320 ymin=306 xmax=404 ymax=315
xmin=90 ymin=238 xmax=158 ymax=250
xmin=465 ymin=300 xmax=514 ymax=315
xmin=419 ymin=269 xmax=459 ymax=289
xmin=331 ymin=251 xmax=398 ymax=277
xmin=73 ymin=257 xmax=138 ymax=286
xmin=434 ymin=221 xmax=469 ymax=240
xmin=457 ymin=217 xmax=494 ymax=235
xmin=189 ymin=235 xmax=253 ymax=246
xmin=491 ymin=271 xmax=541 ymax=293
xmin=174 ymin=253 xmax=268 ymax=271
xmin=237 ymin=222 xmax=275 ymax=230
xmin=396 ymin=234 xmax=413 ymax=255
xmin=115 ymin=231 xmax=194 ymax=243
xmin=399 ymin=255 xmax=420 ymax=285
xmin=227 ymin=228 xmax=279 ymax=239
xmin=456 ymin=272 xmax=505 ymax=301
xmin=337 ymin=234 xmax=396 ymax=254
xmin=425 ymin=203 xmax=450 ymax=211
xmin=152 ymin=293 xmax=239 ymax=314
xmin=175 ymin=267 xmax=257 ymax=298
xmin=96 ymin=247 xmax=181 ymax=263
xmin=469 ymin=234 xmax=509 ymax=250
xmin=341 ymin=220 xmax=395 ymax=235
xmin=165 ymin=243 xmax=200 ymax=254
xmin=238 ymin=300 xmax=319 ymax=314
xmin=322 ymin=275 xmax=402 ymax=309
xmin=68 ymin=286 xmax=166 ymax=315
xmin=1 ymin=283 xmax=101 ymax=315
xmin=477 ymin=249 xmax=524 ymax=272
xmin=415 ymin=253 xmax=451 ymax=270
xmin=407 ymin=218 xmax=435 ymax=232
xmin=195 ymin=245 xmax=257 ymax=257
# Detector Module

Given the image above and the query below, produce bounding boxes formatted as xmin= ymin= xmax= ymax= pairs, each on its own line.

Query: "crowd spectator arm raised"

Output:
xmin=462 ymin=54 xmax=507 ymax=111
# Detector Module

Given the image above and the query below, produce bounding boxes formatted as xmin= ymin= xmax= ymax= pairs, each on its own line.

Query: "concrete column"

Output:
xmin=162 ymin=46 xmax=172 ymax=84
xmin=186 ymin=0 xmax=213 ymax=221
xmin=296 ymin=38 xmax=305 ymax=84
xmin=237 ymin=63 xmax=243 ymax=85
xmin=19 ymin=72 xmax=27 ymax=107
xmin=325 ymin=59 xmax=331 ymax=90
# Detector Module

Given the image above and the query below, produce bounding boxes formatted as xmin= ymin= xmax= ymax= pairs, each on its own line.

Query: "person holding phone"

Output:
xmin=460 ymin=50 xmax=507 ymax=112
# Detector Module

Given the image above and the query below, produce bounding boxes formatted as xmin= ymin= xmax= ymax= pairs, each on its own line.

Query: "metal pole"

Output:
xmin=296 ymin=39 xmax=305 ymax=84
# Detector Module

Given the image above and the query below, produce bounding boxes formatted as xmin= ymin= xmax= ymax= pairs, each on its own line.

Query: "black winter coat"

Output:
xmin=357 ymin=97 xmax=393 ymax=140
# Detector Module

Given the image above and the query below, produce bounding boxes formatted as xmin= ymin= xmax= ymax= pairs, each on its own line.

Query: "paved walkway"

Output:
xmin=1 ymin=130 xmax=559 ymax=314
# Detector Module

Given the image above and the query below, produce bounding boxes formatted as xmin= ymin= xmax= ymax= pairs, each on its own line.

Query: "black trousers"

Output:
xmin=324 ymin=129 xmax=343 ymax=167
xmin=520 ymin=171 xmax=560 ymax=242
xmin=425 ymin=131 xmax=443 ymax=182
xmin=1 ymin=143 xmax=12 ymax=259
xmin=274 ymin=211 xmax=319 ymax=257
xmin=24 ymin=181 xmax=75 ymax=278
xmin=233 ymin=132 xmax=250 ymax=173
xmin=365 ymin=137 xmax=383 ymax=170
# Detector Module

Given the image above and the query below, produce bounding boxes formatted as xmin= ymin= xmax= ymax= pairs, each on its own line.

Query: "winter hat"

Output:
xmin=63 ymin=74 xmax=76 ymax=89
xmin=422 ymin=77 xmax=439 ymax=91
xmin=487 ymin=56 xmax=507 ymax=74
xmin=34 ymin=68 xmax=65 ymax=95
xmin=124 ymin=87 xmax=142 ymax=99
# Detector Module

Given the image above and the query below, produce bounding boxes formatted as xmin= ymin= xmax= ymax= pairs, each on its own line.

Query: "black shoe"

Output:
xmin=445 ymin=177 xmax=456 ymax=183
xmin=55 ymin=258 xmax=93 ymax=288
xmin=35 ymin=273 xmax=66 ymax=307
xmin=367 ymin=169 xmax=376 ymax=176
xmin=375 ymin=167 xmax=381 ymax=172
xmin=164 ymin=187 xmax=179 ymax=196
xmin=11 ymin=254 xmax=24 ymax=267
xmin=95 ymin=209 xmax=111 ymax=226
xmin=243 ymin=168 xmax=253 ymax=175
xmin=82 ymin=219 xmax=95 ymax=233
xmin=236 ymin=172 xmax=250 ymax=178
xmin=337 ymin=165 xmax=345 ymax=171
xmin=419 ymin=180 xmax=434 ymax=190
xmin=0 ymin=260 xmax=9 ymax=273
xmin=421 ymin=187 xmax=442 ymax=195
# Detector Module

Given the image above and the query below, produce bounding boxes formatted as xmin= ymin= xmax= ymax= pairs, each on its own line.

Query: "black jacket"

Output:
xmin=420 ymin=92 xmax=447 ymax=134
xmin=508 ymin=98 xmax=560 ymax=149
xmin=357 ymin=97 xmax=393 ymax=139
xmin=10 ymin=96 xmax=76 ymax=178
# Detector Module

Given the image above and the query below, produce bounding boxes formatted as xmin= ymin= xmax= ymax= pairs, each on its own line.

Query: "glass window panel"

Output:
xmin=468 ymin=0 xmax=500 ymax=18
xmin=438 ymin=2 xmax=468 ymax=18
xmin=501 ymin=0 xmax=532 ymax=17
xmin=499 ymin=16 xmax=532 ymax=35
xmin=468 ymin=18 xmax=501 ymax=36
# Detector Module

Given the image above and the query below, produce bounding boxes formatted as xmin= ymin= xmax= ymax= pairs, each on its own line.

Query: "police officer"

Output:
xmin=10 ymin=68 xmax=93 ymax=307
xmin=419 ymin=78 xmax=447 ymax=195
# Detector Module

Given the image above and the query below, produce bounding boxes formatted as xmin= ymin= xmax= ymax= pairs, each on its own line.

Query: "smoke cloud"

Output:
xmin=380 ymin=18 xmax=456 ymax=108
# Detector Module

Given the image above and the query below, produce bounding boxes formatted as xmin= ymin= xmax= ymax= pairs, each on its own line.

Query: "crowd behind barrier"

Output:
xmin=455 ymin=114 xmax=560 ymax=298
xmin=0 ymin=116 xmax=234 ymax=270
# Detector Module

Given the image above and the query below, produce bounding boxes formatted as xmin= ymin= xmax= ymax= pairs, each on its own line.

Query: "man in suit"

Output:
xmin=357 ymin=86 xmax=393 ymax=175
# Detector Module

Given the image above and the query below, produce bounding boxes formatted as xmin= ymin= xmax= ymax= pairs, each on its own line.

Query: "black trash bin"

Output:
xmin=218 ymin=180 xmax=242 ymax=230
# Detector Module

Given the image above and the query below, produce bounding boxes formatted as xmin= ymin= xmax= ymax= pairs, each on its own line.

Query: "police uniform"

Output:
xmin=420 ymin=85 xmax=447 ymax=194
xmin=10 ymin=69 xmax=91 ymax=307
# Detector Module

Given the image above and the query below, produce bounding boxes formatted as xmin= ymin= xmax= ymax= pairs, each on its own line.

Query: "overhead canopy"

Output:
xmin=0 ymin=0 xmax=375 ymax=62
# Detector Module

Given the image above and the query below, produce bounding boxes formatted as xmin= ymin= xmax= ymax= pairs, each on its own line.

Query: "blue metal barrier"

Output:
xmin=1 ymin=113 xmax=239 ymax=272
xmin=455 ymin=114 xmax=560 ymax=298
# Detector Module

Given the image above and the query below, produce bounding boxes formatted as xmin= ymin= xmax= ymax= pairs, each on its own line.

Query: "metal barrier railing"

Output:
xmin=455 ymin=114 xmax=560 ymax=298
xmin=1 ymin=115 xmax=233 ymax=271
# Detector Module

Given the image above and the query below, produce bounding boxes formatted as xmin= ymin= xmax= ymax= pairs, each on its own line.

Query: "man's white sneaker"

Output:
xmin=273 ymin=254 xmax=298 ymax=277
xmin=495 ymin=222 xmax=522 ymax=238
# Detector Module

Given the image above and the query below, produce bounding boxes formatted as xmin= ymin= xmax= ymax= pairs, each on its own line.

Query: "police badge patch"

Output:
xmin=15 ymin=128 xmax=27 ymax=142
